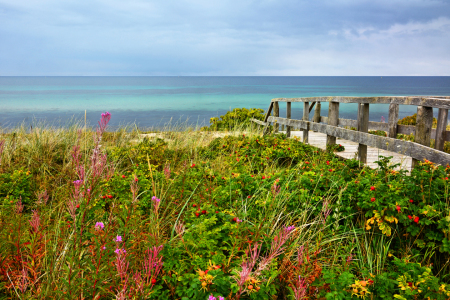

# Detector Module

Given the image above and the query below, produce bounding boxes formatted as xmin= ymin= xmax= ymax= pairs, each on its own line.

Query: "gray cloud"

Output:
xmin=0 ymin=0 xmax=449 ymax=75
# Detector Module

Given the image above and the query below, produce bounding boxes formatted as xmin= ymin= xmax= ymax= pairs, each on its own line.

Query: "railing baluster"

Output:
xmin=313 ymin=102 xmax=321 ymax=133
xmin=273 ymin=101 xmax=279 ymax=133
xmin=357 ymin=103 xmax=369 ymax=163
xmin=286 ymin=102 xmax=291 ymax=138
xmin=303 ymin=102 xmax=309 ymax=143
xmin=326 ymin=102 xmax=339 ymax=146
xmin=435 ymin=108 xmax=448 ymax=151
xmin=388 ymin=103 xmax=399 ymax=138
xmin=412 ymin=106 xmax=433 ymax=168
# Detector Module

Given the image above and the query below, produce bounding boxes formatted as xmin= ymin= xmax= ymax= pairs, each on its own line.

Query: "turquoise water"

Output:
xmin=0 ymin=76 xmax=449 ymax=128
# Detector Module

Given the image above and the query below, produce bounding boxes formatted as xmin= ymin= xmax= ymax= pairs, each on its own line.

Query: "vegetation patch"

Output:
xmin=0 ymin=111 xmax=449 ymax=299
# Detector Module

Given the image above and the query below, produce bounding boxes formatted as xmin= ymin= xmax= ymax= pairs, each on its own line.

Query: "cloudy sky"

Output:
xmin=1 ymin=0 xmax=450 ymax=76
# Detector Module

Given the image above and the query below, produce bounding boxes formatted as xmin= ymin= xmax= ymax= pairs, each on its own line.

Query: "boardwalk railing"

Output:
xmin=252 ymin=96 xmax=450 ymax=168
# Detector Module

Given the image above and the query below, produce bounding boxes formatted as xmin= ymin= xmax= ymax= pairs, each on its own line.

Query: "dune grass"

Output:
xmin=0 ymin=112 xmax=449 ymax=299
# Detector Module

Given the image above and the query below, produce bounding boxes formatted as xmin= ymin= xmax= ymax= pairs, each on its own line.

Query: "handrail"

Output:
xmin=252 ymin=96 xmax=450 ymax=168
xmin=272 ymin=96 xmax=450 ymax=109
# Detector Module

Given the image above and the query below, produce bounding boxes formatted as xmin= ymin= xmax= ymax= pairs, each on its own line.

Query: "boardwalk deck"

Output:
xmin=285 ymin=130 xmax=413 ymax=171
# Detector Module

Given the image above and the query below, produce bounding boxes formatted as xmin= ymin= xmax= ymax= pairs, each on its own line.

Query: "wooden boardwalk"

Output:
xmin=285 ymin=130 xmax=413 ymax=171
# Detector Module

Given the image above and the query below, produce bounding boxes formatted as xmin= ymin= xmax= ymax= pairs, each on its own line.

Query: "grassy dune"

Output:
xmin=0 ymin=112 xmax=449 ymax=300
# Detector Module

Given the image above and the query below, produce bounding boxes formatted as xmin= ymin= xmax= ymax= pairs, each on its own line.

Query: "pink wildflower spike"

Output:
xmin=36 ymin=190 xmax=49 ymax=206
xmin=0 ymin=140 xmax=5 ymax=166
xmin=29 ymin=210 xmax=40 ymax=233
xmin=143 ymin=245 xmax=164 ymax=288
xmin=15 ymin=198 xmax=24 ymax=214
xmin=115 ymin=235 xmax=123 ymax=242
xmin=292 ymin=275 xmax=307 ymax=300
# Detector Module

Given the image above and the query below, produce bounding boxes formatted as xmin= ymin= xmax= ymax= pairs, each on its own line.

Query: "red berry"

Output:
xmin=151 ymin=278 xmax=157 ymax=285
xmin=409 ymin=199 xmax=413 ymax=203
xmin=76 ymin=204 xmax=80 ymax=208
xmin=191 ymin=164 xmax=195 ymax=168
xmin=326 ymin=161 xmax=330 ymax=165
xmin=414 ymin=216 xmax=419 ymax=223
xmin=408 ymin=215 xmax=412 ymax=219
xmin=202 ymin=210 xmax=206 ymax=214
xmin=329 ymin=169 xmax=333 ymax=172
xmin=215 ymin=211 xmax=219 ymax=213
xmin=262 ymin=176 xmax=265 ymax=179
xmin=370 ymin=198 xmax=375 ymax=202
xmin=122 ymin=175 xmax=126 ymax=178
xmin=195 ymin=213 xmax=200 ymax=217
xmin=288 ymin=148 xmax=290 ymax=150
xmin=193 ymin=204 xmax=197 ymax=207
xmin=135 ymin=177 xmax=138 ymax=182
xmin=396 ymin=205 xmax=401 ymax=212
xmin=370 ymin=186 xmax=375 ymax=191
xmin=232 ymin=217 xmax=237 ymax=222
xmin=108 ymin=195 xmax=113 ymax=199
xmin=248 ymin=195 xmax=251 ymax=199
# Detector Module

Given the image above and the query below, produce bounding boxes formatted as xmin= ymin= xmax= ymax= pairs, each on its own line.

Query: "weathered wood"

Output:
xmin=435 ymin=108 xmax=449 ymax=151
xmin=286 ymin=102 xmax=292 ymax=138
xmin=357 ymin=103 xmax=369 ymax=163
xmin=273 ymin=101 xmax=279 ymax=133
xmin=263 ymin=102 xmax=274 ymax=123
xmin=412 ymin=106 xmax=434 ymax=168
xmin=262 ymin=102 xmax=274 ymax=136
xmin=388 ymin=103 xmax=399 ymax=138
xmin=303 ymin=102 xmax=309 ymax=143
xmin=272 ymin=96 xmax=450 ymax=110
xmin=320 ymin=116 xmax=388 ymax=131
xmin=327 ymin=102 xmax=339 ymax=146
xmin=309 ymin=102 xmax=316 ymax=113
xmin=267 ymin=116 xmax=450 ymax=166
xmin=250 ymin=118 xmax=267 ymax=126
xmin=313 ymin=102 xmax=321 ymax=124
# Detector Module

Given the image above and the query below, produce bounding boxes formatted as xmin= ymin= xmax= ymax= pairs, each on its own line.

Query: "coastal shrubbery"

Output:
xmin=0 ymin=112 xmax=450 ymax=299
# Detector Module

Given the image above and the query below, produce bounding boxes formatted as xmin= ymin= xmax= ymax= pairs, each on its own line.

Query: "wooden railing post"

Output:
xmin=326 ymin=102 xmax=339 ymax=146
xmin=312 ymin=102 xmax=321 ymax=132
xmin=412 ymin=106 xmax=433 ymax=168
xmin=313 ymin=102 xmax=321 ymax=123
xmin=303 ymin=102 xmax=309 ymax=143
xmin=388 ymin=103 xmax=399 ymax=138
xmin=357 ymin=103 xmax=370 ymax=163
xmin=286 ymin=102 xmax=291 ymax=138
xmin=273 ymin=101 xmax=280 ymax=133
xmin=435 ymin=108 xmax=448 ymax=151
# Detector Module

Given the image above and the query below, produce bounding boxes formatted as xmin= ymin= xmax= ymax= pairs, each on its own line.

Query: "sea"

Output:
xmin=0 ymin=76 xmax=449 ymax=130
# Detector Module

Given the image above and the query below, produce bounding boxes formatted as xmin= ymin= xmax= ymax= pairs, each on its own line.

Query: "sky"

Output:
xmin=1 ymin=0 xmax=450 ymax=76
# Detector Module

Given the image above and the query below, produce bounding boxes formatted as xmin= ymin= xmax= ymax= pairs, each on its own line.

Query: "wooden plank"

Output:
xmin=327 ymin=102 xmax=339 ymax=146
xmin=309 ymin=102 xmax=316 ymax=113
xmin=303 ymin=102 xmax=309 ymax=143
xmin=286 ymin=102 xmax=291 ymax=138
xmin=272 ymin=96 xmax=450 ymax=110
xmin=435 ymin=108 xmax=448 ymax=151
xmin=358 ymin=103 xmax=370 ymax=163
xmin=313 ymin=102 xmax=321 ymax=124
xmin=250 ymin=118 xmax=267 ymax=126
xmin=320 ymin=116 xmax=388 ymax=131
xmin=397 ymin=125 xmax=415 ymax=135
xmin=263 ymin=102 xmax=274 ymax=136
xmin=273 ymin=101 xmax=279 ymax=133
xmin=263 ymin=102 xmax=274 ymax=122
xmin=388 ymin=103 xmax=399 ymax=138
xmin=267 ymin=116 xmax=450 ymax=166
xmin=413 ymin=106 xmax=434 ymax=168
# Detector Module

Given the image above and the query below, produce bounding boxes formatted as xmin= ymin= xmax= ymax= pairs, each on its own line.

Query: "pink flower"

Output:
xmin=95 ymin=222 xmax=105 ymax=230
xmin=115 ymin=235 xmax=123 ymax=242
